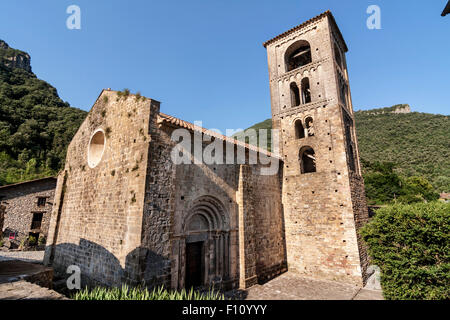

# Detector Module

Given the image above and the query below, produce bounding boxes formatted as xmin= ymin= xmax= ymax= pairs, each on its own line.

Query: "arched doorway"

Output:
xmin=182 ymin=196 xmax=230 ymax=289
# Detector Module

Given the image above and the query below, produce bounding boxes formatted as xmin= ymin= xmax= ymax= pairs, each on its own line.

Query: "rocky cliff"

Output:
xmin=0 ymin=39 xmax=32 ymax=73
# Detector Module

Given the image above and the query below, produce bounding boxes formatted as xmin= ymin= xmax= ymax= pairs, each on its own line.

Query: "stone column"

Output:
xmin=214 ymin=234 xmax=220 ymax=277
xmin=219 ymin=233 xmax=224 ymax=277
xmin=224 ymin=233 xmax=229 ymax=278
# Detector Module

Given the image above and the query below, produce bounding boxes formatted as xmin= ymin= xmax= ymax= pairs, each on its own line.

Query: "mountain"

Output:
xmin=233 ymin=105 xmax=449 ymax=194
xmin=354 ymin=105 xmax=449 ymax=194
xmin=0 ymin=40 xmax=87 ymax=185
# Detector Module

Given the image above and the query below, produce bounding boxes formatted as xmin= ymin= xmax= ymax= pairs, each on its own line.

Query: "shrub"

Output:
xmin=361 ymin=202 xmax=450 ymax=300
xmin=38 ymin=236 xmax=46 ymax=246
xmin=28 ymin=235 xmax=37 ymax=246
xmin=72 ymin=285 xmax=225 ymax=300
xmin=18 ymin=237 xmax=27 ymax=250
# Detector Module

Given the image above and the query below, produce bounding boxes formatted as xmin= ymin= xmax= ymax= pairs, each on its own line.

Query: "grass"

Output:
xmin=72 ymin=285 xmax=225 ymax=300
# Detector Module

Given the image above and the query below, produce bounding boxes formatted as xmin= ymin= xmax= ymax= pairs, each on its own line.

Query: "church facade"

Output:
xmin=44 ymin=11 xmax=370 ymax=290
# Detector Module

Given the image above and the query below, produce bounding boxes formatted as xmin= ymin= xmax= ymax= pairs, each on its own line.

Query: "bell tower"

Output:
xmin=264 ymin=11 xmax=369 ymax=286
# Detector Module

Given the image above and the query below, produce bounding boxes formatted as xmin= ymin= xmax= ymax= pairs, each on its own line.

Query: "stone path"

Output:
xmin=0 ymin=250 xmax=44 ymax=263
xmin=0 ymin=253 xmax=66 ymax=300
xmin=239 ymin=272 xmax=384 ymax=300
xmin=0 ymin=280 xmax=67 ymax=300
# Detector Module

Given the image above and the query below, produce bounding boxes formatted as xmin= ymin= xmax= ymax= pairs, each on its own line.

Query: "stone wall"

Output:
xmin=140 ymin=121 xmax=286 ymax=290
xmin=238 ymin=163 xmax=286 ymax=288
xmin=250 ymin=165 xmax=286 ymax=283
xmin=139 ymin=110 xmax=175 ymax=289
xmin=44 ymin=90 xmax=155 ymax=288
xmin=0 ymin=178 xmax=56 ymax=243
xmin=348 ymin=172 xmax=370 ymax=283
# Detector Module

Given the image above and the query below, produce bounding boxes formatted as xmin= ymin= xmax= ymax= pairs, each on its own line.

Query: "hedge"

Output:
xmin=361 ymin=202 xmax=449 ymax=300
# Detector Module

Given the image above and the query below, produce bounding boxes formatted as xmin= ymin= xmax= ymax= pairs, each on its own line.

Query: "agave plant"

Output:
xmin=72 ymin=284 xmax=225 ymax=301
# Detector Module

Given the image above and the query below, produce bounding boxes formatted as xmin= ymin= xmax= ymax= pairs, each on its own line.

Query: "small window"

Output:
xmin=31 ymin=212 xmax=43 ymax=230
xmin=37 ymin=197 xmax=46 ymax=207
xmin=299 ymin=146 xmax=316 ymax=174
xmin=305 ymin=117 xmax=314 ymax=137
xmin=301 ymin=78 xmax=311 ymax=104
xmin=295 ymin=120 xmax=305 ymax=139
xmin=339 ymin=77 xmax=348 ymax=107
xmin=290 ymin=82 xmax=300 ymax=107
xmin=334 ymin=43 xmax=342 ymax=69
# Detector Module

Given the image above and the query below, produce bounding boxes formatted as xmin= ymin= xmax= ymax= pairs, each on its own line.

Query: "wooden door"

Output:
xmin=185 ymin=241 xmax=203 ymax=288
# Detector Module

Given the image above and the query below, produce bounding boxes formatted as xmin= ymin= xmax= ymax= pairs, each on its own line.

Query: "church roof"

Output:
xmin=157 ymin=112 xmax=279 ymax=159
xmin=262 ymin=10 xmax=348 ymax=52
xmin=443 ymin=1 xmax=450 ymax=16
xmin=0 ymin=177 xmax=57 ymax=190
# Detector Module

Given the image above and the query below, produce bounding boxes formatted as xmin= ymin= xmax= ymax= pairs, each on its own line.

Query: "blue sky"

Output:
xmin=1 ymin=0 xmax=449 ymax=132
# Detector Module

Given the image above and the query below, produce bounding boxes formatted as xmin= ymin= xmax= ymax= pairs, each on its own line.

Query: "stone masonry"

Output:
xmin=44 ymin=10 xmax=369 ymax=290
xmin=264 ymin=10 xmax=369 ymax=286
xmin=0 ymin=177 xmax=56 ymax=244
xmin=44 ymin=90 xmax=285 ymax=290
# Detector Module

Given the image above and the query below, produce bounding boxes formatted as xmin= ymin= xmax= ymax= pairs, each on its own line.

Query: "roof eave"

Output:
xmin=442 ymin=1 xmax=450 ymax=16
xmin=0 ymin=176 xmax=57 ymax=190
xmin=262 ymin=10 xmax=348 ymax=52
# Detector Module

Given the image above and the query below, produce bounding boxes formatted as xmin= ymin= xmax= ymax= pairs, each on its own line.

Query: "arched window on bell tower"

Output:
xmin=285 ymin=40 xmax=312 ymax=72
xmin=295 ymin=120 xmax=305 ymax=139
xmin=299 ymin=146 xmax=316 ymax=174
xmin=301 ymin=78 xmax=311 ymax=104
xmin=305 ymin=116 xmax=314 ymax=137
xmin=334 ymin=43 xmax=343 ymax=69
xmin=339 ymin=77 xmax=348 ymax=107
xmin=290 ymin=82 xmax=301 ymax=107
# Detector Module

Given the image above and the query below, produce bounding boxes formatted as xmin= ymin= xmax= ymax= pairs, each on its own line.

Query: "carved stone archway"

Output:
xmin=179 ymin=196 xmax=230 ymax=289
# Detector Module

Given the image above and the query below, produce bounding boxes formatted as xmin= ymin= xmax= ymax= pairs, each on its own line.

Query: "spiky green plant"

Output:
xmin=72 ymin=285 xmax=225 ymax=300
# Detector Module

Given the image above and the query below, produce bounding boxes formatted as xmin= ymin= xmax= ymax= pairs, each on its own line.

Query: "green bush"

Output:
xmin=362 ymin=161 xmax=440 ymax=205
xmin=361 ymin=202 xmax=450 ymax=300
xmin=28 ymin=235 xmax=37 ymax=245
xmin=72 ymin=285 xmax=225 ymax=300
xmin=18 ymin=237 xmax=27 ymax=250
xmin=38 ymin=236 xmax=46 ymax=246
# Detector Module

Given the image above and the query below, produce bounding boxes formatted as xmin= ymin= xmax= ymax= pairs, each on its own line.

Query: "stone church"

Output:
xmin=44 ymin=11 xmax=370 ymax=290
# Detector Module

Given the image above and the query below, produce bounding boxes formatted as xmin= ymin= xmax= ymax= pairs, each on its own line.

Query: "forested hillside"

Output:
xmin=0 ymin=40 xmax=87 ymax=185
xmin=355 ymin=107 xmax=449 ymax=193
